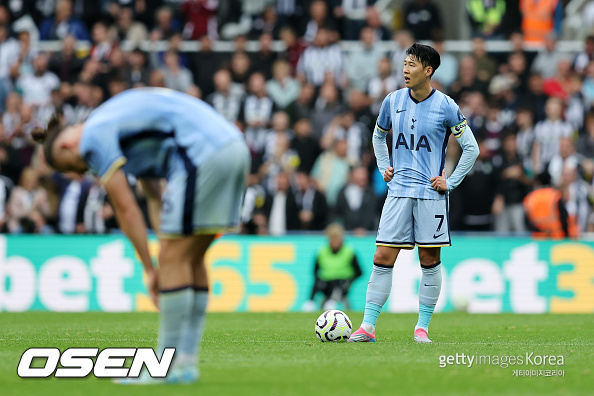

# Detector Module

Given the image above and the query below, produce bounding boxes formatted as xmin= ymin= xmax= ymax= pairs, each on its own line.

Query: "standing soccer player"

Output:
xmin=348 ymin=44 xmax=479 ymax=343
xmin=33 ymin=87 xmax=250 ymax=382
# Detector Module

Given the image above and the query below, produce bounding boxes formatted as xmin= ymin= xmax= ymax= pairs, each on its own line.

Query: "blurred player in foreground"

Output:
xmin=34 ymin=87 xmax=250 ymax=383
xmin=348 ymin=44 xmax=479 ymax=344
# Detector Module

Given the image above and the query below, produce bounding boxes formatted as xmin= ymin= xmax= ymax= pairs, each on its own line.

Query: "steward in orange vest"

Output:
xmin=523 ymin=187 xmax=578 ymax=239
xmin=520 ymin=0 xmax=559 ymax=44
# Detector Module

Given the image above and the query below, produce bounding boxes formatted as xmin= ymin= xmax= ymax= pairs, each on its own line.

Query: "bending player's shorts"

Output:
xmin=160 ymin=139 xmax=250 ymax=238
xmin=376 ymin=196 xmax=450 ymax=249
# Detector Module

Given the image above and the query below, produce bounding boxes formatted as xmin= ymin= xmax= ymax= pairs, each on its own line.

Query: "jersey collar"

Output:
xmin=408 ymin=87 xmax=436 ymax=104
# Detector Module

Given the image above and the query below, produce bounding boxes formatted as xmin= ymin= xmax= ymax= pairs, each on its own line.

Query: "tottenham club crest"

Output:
xmin=411 ymin=117 xmax=417 ymax=130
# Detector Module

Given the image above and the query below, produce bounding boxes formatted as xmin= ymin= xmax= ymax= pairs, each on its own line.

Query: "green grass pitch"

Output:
xmin=1 ymin=312 xmax=592 ymax=395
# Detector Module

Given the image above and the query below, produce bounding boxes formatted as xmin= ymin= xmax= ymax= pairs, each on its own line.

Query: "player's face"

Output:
xmin=403 ymin=55 xmax=431 ymax=89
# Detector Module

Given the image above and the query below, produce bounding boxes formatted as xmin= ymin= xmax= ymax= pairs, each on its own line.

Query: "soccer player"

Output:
xmin=33 ymin=88 xmax=250 ymax=382
xmin=348 ymin=44 xmax=479 ymax=343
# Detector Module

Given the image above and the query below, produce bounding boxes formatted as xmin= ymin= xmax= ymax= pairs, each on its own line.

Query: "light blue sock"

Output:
xmin=362 ymin=264 xmax=393 ymax=329
xmin=416 ymin=262 xmax=442 ymax=332
xmin=157 ymin=287 xmax=194 ymax=361
xmin=177 ymin=288 xmax=209 ymax=366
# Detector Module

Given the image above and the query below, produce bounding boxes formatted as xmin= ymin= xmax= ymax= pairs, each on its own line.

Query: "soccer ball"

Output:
xmin=315 ymin=310 xmax=352 ymax=342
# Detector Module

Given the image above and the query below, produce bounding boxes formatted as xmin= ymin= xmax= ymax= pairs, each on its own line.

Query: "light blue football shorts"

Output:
xmin=159 ymin=139 xmax=250 ymax=238
xmin=376 ymin=196 xmax=451 ymax=249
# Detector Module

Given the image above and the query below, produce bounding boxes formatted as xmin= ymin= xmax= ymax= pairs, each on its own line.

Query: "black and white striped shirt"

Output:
xmin=297 ymin=44 xmax=343 ymax=87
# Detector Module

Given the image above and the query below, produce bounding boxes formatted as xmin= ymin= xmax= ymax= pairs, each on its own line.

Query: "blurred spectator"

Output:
xmin=449 ymin=56 xmax=487 ymax=102
xmin=402 ymin=0 xmax=442 ymax=41
xmin=531 ymin=34 xmax=568 ymax=80
xmin=267 ymin=59 xmax=301 ymax=110
xmin=311 ymin=138 xmax=351 ymax=208
xmin=347 ymin=89 xmax=374 ymax=132
xmin=515 ymin=106 xmax=536 ymax=172
xmin=345 ymin=26 xmax=384 ymax=92
xmin=303 ymin=0 xmax=337 ymax=43
xmin=519 ymin=0 xmax=563 ymax=44
xmin=230 ymin=51 xmax=252 ymax=86
xmin=89 ymin=21 xmax=116 ymax=63
xmin=471 ymin=37 xmax=497 ymax=85
xmin=583 ymin=61 xmax=594 ymax=108
xmin=53 ymin=172 xmax=91 ymax=234
xmin=191 ymin=35 xmax=224 ymax=97
xmin=243 ymin=72 xmax=276 ymax=162
xmin=311 ymin=81 xmax=344 ymax=141
xmin=0 ymin=23 xmax=20 ymax=112
xmin=561 ymin=164 xmax=591 ymax=234
xmin=334 ymin=166 xmax=375 ymax=232
xmin=181 ymin=0 xmax=218 ymax=40
xmin=16 ymin=53 xmax=60 ymax=107
xmin=265 ymin=172 xmax=299 ymax=235
xmin=83 ymin=178 xmax=112 ymax=234
xmin=206 ymin=69 xmax=245 ymax=123
xmin=369 ymin=57 xmax=399 ymax=115
xmin=333 ymin=0 xmax=373 ymax=41
xmin=148 ymin=69 xmax=167 ymax=88
xmin=577 ymin=111 xmax=594 ymax=158
xmin=286 ymin=82 xmax=315 ymax=122
xmin=262 ymin=111 xmax=294 ymax=164
xmin=7 ymin=167 xmax=50 ymax=233
xmin=548 ymin=137 xmax=581 ymax=188
xmin=218 ymin=0 xmax=251 ymax=40
xmin=290 ymin=118 xmax=321 ymax=174
xmin=251 ymin=33 xmax=278 ymax=80
xmin=507 ymin=52 xmax=529 ymax=94
xmin=302 ymin=223 xmax=362 ymax=311
xmin=321 ymin=110 xmax=368 ymax=165
xmin=150 ymin=6 xmax=180 ymax=41
xmin=455 ymin=138 xmax=498 ymax=231
xmin=278 ymin=26 xmax=306 ymax=74
xmin=520 ymin=73 xmax=547 ymax=122
xmin=39 ymin=0 xmax=90 ymax=41
xmin=574 ymin=36 xmax=594 ymax=75
xmin=466 ymin=0 xmax=506 ymax=39
xmin=543 ymin=58 xmax=572 ymax=100
xmin=63 ymin=81 xmax=96 ymax=124
xmin=390 ymin=30 xmax=414 ymax=82
xmin=10 ymin=31 xmax=37 ymax=79
xmin=2 ymin=93 xmax=22 ymax=143
xmin=48 ymin=35 xmax=84 ymax=84
xmin=0 ymin=166 xmax=13 ymax=231
xmin=241 ymin=173 xmax=268 ymax=234
xmin=114 ymin=6 xmax=148 ymax=46
xmin=294 ymin=171 xmax=327 ymax=230
xmin=124 ymin=48 xmax=151 ymax=87
xmin=492 ymin=132 xmax=530 ymax=232
xmin=297 ymin=27 xmax=344 ymax=87
xmin=532 ymin=97 xmax=573 ymax=175
xmin=523 ymin=184 xmax=577 ymax=239
xmin=432 ymin=40 xmax=458 ymax=91
xmin=365 ymin=5 xmax=391 ymax=41
xmin=565 ymin=73 xmax=586 ymax=132
xmin=161 ymin=50 xmax=194 ymax=92
xmin=250 ymin=6 xmax=280 ymax=39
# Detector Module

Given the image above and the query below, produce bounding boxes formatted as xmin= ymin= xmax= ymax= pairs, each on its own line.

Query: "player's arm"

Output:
xmin=139 ymin=178 xmax=163 ymax=233
xmin=445 ymin=122 xmax=479 ymax=191
xmin=104 ymin=170 xmax=158 ymax=305
xmin=373 ymin=93 xmax=393 ymax=182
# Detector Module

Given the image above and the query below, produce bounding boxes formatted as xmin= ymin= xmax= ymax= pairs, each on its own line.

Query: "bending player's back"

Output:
xmin=84 ymin=88 xmax=242 ymax=164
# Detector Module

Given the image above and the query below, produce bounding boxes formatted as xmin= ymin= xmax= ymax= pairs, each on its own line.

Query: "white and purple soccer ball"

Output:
xmin=315 ymin=310 xmax=352 ymax=342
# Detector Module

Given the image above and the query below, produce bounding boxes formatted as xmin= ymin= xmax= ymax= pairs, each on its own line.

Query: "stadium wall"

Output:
xmin=0 ymin=235 xmax=592 ymax=313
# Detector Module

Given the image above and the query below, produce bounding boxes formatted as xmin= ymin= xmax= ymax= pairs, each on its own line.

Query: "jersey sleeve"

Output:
xmin=79 ymin=127 xmax=126 ymax=184
xmin=444 ymin=97 xmax=468 ymax=139
xmin=376 ymin=92 xmax=392 ymax=132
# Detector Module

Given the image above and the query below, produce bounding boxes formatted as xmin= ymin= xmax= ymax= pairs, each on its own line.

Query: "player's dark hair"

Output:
xmin=406 ymin=43 xmax=440 ymax=77
xmin=31 ymin=113 xmax=65 ymax=168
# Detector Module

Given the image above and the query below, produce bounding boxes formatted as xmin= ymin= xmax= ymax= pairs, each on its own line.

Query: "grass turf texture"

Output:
xmin=0 ymin=313 xmax=592 ymax=396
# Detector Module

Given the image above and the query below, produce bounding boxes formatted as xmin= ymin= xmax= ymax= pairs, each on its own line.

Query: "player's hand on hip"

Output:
xmin=383 ymin=166 xmax=394 ymax=182
xmin=431 ymin=170 xmax=448 ymax=192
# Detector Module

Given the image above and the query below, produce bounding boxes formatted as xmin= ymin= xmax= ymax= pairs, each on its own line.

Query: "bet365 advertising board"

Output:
xmin=0 ymin=235 xmax=592 ymax=313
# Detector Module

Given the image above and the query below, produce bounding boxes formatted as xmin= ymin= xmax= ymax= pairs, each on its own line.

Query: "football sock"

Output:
xmin=177 ymin=287 xmax=209 ymax=367
xmin=156 ymin=286 xmax=194 ymax=365
xmin=362 ymin=264 xmax=393 ymax=332
xmin=416 ymin=262 xmax=442 ymax=332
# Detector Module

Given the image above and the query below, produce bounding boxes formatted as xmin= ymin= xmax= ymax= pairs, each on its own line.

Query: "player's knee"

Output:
xmin=373 ymin=249 xmax=396 ymax=266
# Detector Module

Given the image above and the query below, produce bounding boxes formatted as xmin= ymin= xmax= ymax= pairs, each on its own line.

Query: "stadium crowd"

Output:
xmin=0 ymin=0 xmax=593 ymax=236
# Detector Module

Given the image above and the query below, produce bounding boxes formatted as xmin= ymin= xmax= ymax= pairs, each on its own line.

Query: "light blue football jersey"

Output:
xmin=376 ymin=88 xmax=467 ymax=200
xmin=78 ymin=88 xmax=243 ymax=183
